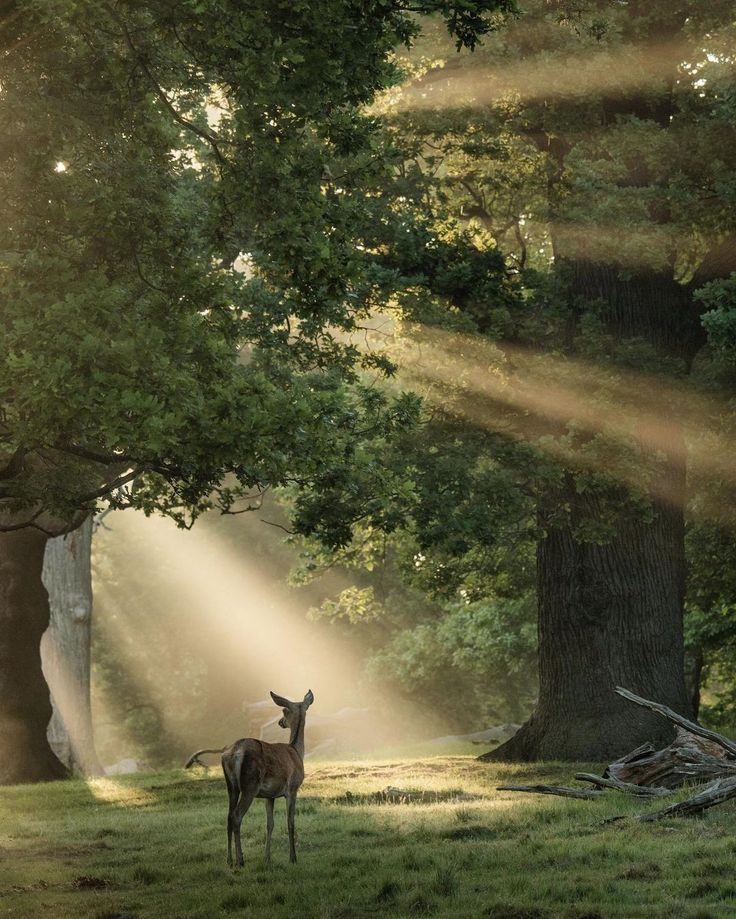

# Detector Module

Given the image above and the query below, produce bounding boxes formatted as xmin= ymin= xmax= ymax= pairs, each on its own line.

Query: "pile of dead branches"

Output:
xmin=498 ymin=688 xmax=736 ymax=822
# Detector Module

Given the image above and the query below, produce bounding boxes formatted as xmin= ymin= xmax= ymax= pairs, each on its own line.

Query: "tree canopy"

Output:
xmin=289 ymin=0 xmax=736 ymax=754
xmin=0 ymin=0 xmax=524 ymax=784
xmin=0 ymin=0 xmax=516 ymax=535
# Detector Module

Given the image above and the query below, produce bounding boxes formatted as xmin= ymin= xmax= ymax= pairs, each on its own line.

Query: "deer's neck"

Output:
xmin=289 ymin=708 xmax=306 ymax=759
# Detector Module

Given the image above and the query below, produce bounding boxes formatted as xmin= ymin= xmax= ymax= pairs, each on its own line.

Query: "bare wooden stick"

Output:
xmin=673 ymin=760 xmax=736 ymax=777
xmin=497 ymin=784 xmax=603 ymax=800
xmin=606 ymin=728 xmax=733 ymax=788
xmin=609 ymin=777 xmax=736 ymax=823
xmin=574 ymin=772 xmax=672 ymax=797
xmin=615 ymin=688 xmax=736 ymax=758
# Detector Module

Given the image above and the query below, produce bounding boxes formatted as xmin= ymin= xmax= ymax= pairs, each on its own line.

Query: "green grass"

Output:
xmin=0 ymin=756 xmax=735 ymax=918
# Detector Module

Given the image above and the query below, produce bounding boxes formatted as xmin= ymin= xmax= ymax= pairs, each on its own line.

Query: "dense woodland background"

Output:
xmin=2 ymin=0 xmax=736 ymax=777
xmin=66 ymin=3 xmax=736 ymax=767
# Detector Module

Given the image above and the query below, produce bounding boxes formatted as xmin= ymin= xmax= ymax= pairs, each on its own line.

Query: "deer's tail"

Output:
xmin=184 ymin=747 xmax=226 ymax=769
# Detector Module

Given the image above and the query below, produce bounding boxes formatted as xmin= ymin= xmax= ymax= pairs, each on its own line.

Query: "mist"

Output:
xmin=89 ymin=504 xmax=473 ymax=766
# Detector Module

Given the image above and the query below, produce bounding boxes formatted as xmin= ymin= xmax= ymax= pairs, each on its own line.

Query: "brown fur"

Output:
xmin=219 ymin=690 xmax=313 ymax=866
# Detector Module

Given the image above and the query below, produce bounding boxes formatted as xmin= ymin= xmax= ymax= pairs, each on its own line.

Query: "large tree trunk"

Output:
xmin=41 ymin=518 xmax=102 ymax=776
xmin=484 ymin=472 xmax=692 ymax=760
xmin=483 ymin=260 xmax=698 ymax=762
xmin=0 ymin=529 xmax=67 ymax=783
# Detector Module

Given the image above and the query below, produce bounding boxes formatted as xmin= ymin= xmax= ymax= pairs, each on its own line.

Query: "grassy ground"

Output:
xmin=0 ymin=755 xmax=735 ymax=918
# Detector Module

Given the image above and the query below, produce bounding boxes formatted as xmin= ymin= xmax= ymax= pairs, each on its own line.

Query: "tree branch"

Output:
xmin=574 ymin=772 xmax=672 ymax=797
xmin=615 ymin=687 xmax=736 ymax=759
xmin=497 ymin=784 xmax=603 ymax=800
xmin=103 ymin=3 xmax=225 ymax=164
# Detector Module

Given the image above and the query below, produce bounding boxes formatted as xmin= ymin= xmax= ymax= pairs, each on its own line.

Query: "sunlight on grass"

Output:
xmin=85 ymin=776 xmax=157 ymax=807
xmin=1 ymin=757 xmax=735 ymax=918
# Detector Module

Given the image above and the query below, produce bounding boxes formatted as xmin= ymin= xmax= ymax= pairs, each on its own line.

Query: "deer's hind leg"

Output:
xmin=232 ymin=786 xmax=258 ymax=868
xmin=224 ymin=770 xmax=239 ymax=868
xmin=232 ymin=759 xmax=261 ymax=868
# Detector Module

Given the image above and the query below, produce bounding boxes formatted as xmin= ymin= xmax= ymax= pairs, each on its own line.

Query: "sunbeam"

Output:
xmin=91 ymin=510 xmax=413 ymax=760
xmin=388 ymin=36 xmax=703 ymax=113
xmin=358 ymin=320 xmax=734 ymax=514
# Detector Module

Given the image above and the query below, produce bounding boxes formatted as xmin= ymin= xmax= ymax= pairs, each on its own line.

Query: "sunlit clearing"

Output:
xmin=92 ymin=511 xmax=431 ymax=759
xmin=85 ymin=777 xmax=156 ymax=807
xmin=91 ymin=588 xmax=200 ymax=755
xmin=54 ymin=160 xmax=67 ymax=173
xmin=119 ymin=512 xmax=359 ymax=697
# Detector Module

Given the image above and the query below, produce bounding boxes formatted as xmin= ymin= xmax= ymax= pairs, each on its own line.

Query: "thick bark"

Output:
xmin=0 ymin=529 xmax=67 ymax=783
xmin=684 ymin=645 xmax=704 ymax=719
xmin=41 ymin=518 xmax=102 ymax=776
xmin=560 ymin=261 xmax=704 ymax=360
xmin=480 ymin=243 xmax=699 ymax=763
xmin=484 ymin=431 xmax=692 ymax=761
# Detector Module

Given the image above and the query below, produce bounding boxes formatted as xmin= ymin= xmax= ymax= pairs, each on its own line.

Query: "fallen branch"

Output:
xmin=672 ymin=758 xmax=736 ymax=778
xmin=495 ymin=690 xmax=736 ymax=823
xmin=497 ymin=784 xmax=603 ymax=800
xmin=574 ymin=772 xmax=672 ymax=797
xmin=606 ymin=728 xmax=733 ymax=788
xmin=614 ymin=688 xmax=736 ymax=759
xmin=607 ymin=777 xmax=736 ymax=824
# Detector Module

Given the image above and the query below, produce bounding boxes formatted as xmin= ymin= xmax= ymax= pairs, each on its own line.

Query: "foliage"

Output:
xmin=288 ymin=0 xmax=736 ymax=731
xmin=298 ymin=431 xmax=539 ymax=728
xmin=366 ymin=594 xmax=537 ymax=725
xmin=698 ymin=275 xmax=736 ymax=366
xmin=0 ymin=0 xmax=514 ymax=532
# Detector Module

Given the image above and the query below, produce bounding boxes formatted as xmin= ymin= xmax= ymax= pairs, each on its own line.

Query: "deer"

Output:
xmin=185 ymin=689 xmax=314 ymax=867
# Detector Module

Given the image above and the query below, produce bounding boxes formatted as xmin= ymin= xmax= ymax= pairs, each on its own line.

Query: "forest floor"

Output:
xmin=0 ymin=755 xmax=734 ymax=918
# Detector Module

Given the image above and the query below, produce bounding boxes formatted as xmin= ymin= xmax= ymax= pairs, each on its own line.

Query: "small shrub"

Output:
xmin=402 ymin=850 xmax=421 ymax=871
xmin=73 ymin=876 xmax=110 ymax=890
xmin=695 ymin=859 xmax=731 ymax=876
xmin=684 ymin=882 xmax=721 ymax=898
xmin=131 ymin=867 xmax=160 ymax=886
xmin=408 ymin=892 xmax=436 ymax=915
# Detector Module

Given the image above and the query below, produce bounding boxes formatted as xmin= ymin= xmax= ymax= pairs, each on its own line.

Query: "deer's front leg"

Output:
xmin=264 ymin=798 xmax=274 ymax=865
xmin=286 ymin=793 xmax=297 ymax=863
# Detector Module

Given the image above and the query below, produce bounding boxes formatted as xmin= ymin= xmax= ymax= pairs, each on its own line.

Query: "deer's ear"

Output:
xmin=304 ymin=689 xmax=314 ymax=707
xmin=270 ymin=691 xmax=292 ymax=708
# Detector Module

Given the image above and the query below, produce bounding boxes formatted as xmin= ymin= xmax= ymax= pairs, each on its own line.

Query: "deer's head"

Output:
xmin=270 ymin=689 xmax=314 ymax=730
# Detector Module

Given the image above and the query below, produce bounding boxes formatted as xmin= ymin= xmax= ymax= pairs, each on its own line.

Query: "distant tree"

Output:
xmin=0 ymin=0 xmax=514 ymax=783
xmin=41 ymin=519 xmax=102 ymax=775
